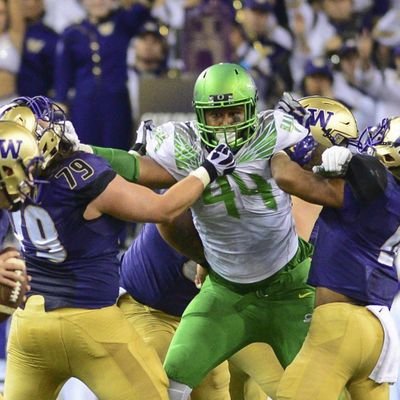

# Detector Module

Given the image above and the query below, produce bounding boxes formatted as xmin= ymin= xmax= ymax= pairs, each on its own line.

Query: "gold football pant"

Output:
xmin=118 ymin=293 xmax=283 ymax=400
xmin=5 ymin=295 xmax=168 ymax=400
xmin=276 ymin=302 xmax=388 ymax=400
xmin=228 ymin=342 xmax=283 ymax=400
xmin=118 ymin=293 xmax=230 ymax=400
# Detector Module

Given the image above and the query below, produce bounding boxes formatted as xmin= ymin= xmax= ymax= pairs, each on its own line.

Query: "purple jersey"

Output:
xmin=308 ymin=173 xmax=400 ymax=307
xmin=10 ymin=152 xmax=124 ymax=310
xmin=120 ymin=223 xmax=199 ymax=317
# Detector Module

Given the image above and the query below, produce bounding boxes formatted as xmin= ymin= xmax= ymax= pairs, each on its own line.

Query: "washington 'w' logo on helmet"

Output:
xmin=298 ymin=96 xmax=358 ymax=147
xmin=307 ymin=108 xmax=334 ymax=130
xmin=0 ymin=139 xmax=22 ymax=159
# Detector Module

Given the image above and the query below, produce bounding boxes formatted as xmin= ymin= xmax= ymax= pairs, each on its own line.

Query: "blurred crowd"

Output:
xmin=3 ymin=0 xmax=400 ymax=151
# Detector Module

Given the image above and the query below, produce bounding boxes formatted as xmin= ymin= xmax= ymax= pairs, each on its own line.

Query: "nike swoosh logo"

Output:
xmin=298 ymin=292 xmax=313 ymax=299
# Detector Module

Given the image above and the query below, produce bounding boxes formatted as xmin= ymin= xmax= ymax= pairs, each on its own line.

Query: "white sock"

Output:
xmin=167 ymin=379 xmax=192 ymax=400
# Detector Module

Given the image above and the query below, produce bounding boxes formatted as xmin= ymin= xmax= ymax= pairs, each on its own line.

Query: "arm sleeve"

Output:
xmin=91 ymin=146 xmax=140 ymax=182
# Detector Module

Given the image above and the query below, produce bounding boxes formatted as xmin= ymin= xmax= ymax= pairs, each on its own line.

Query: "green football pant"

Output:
xmin=164 ymin=240 xmax=315 ymax=389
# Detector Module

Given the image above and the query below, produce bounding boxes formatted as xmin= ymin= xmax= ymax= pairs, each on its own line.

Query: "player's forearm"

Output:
xmin=90 ymin=146 xmax=176 ymax=188
xmin=91 ymin=146 xmax=140 ymax=182
xmin=157 ymin=210 xmax=206 ymax=264
xmin=157 ymin=176 xmax=205 ymax=223
xmin=271 ymin=152 xmax=344 ymax=207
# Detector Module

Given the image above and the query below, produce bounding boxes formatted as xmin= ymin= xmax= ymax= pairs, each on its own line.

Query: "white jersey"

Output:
xmin=147 ymin=110 xmax=309 ymax=283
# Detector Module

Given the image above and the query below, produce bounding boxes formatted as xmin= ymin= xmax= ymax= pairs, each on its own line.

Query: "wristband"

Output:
xmin=201 ymin=159 xmax=218 ymax=182
xmin=189 ymin=166 xmax=211 ymax=188
xmin=92 ymin=146 xmax=140 ymax=182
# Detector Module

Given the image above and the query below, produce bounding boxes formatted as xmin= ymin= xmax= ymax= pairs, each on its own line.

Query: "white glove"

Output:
xmin=312 ymin=146 xmax=352 ymax=177
xmin=63 ymin=120 xmax=93 ymax=153
xmin=63 ymin=121 xmax=80 ymax=151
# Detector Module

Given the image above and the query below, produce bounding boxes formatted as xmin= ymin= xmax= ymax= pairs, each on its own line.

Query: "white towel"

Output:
xmin=117 ymin=286 xmax=127 ymax=299
xmin=367 ymin=305 xmax=400 ymax=384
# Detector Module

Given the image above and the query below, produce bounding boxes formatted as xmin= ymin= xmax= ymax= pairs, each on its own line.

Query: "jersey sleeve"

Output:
xmin=273 ymin=109 xmax=310 ymax=152
xmin=90 ymin=147 xmax=140 ymax=182
xmin=146 ymin=122 xmax=203 ymax=181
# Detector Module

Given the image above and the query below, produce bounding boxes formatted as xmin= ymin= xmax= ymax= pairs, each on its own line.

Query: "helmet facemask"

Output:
xmin=0 ymin=157 xmax=42 ymax=210
xmin=193 ymin=63 xmax=258 ymax=152
xmin=357 ymin=118 xmax=390 ymax=154
xmin=196 ymin=101 xmax=257 ymax=150
xmin=358 ymin=117 xmax=400 ymax=179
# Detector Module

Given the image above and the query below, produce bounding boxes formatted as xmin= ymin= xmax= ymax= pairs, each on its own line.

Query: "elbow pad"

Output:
xmin=91 ymin=146 xmax=140 ymax=182
xmin=345 ymin=154 xmax=387 ymax=203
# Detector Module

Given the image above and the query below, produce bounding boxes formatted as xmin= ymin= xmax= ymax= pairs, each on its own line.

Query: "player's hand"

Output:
xmin=130 ymin=120 xmax=155 ymax=156
xmin=312 ymin=146 xmax=352 ymax=177
xmin=202 ymin=144 xmax=236 ymax=181
xmin=276 ymin=92 xmax=311 ymax=128
xmin=64 ymin=120 xmax=93 ymax=154
xmin=285 ymin=134 xmax=317 ymax=166
xmin=195 ymin=264 xmax=209 ymax=289
xmin=0 ymin=247 xmax=29 ymax=290
xmin=63 ymin=121 xmax=80 ymax=151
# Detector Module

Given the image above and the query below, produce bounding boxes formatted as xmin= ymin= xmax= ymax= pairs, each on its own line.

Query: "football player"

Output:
xmin=0 ymin=95 xmax=236 ymax=400
xmin=0 ymin=121 xmax=39 ymax=399
xmin=72 ymin=63 xmax=369 ymax=400
xmin=0 ymin=120 xmax=38 ymax=318
xmin=287 ymin=95 xmax=360 ymax=243
xmin=275 ymin=116 xmax=400 ymax=399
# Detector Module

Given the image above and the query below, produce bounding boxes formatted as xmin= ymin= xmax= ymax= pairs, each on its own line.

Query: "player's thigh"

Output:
xmin=5 ymin=354 xmax=65 ymax=400
xmin=5 ymin=303 xmax=67 ymax=400
xmin=277 ymin=303 xmax=384 ymax=400
xmin=192 ymin=361 xmax=230 ymax=400
xmin=348 ymin=379 xmax=388 ymax=400
xmin=66 ymin=305 xmax=168 ymax=400
xmin=228 ymin=362 xmax=266 ymax=400
xmin=118 ymin=293 xmax=179 ymax=361
xmin=164 ymin=277 xmax=247 ymax=388
xmin=229 ymin=342 xmax=283 ymax=399
xmin=263 ymin=252 xmax=314 ymax=368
